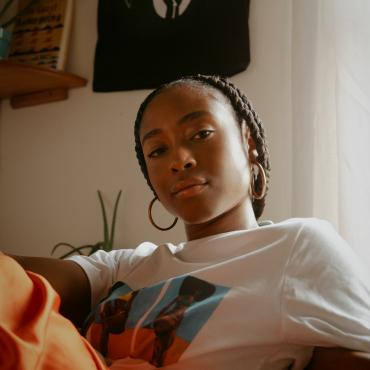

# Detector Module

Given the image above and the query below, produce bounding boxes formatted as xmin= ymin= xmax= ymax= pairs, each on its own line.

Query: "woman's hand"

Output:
xmin=306 ymin=347 xmax=370 ymax=370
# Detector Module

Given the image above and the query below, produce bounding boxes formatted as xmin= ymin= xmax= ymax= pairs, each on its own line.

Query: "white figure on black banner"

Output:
xmin=153 ymin=0 xmax=192 ymax=19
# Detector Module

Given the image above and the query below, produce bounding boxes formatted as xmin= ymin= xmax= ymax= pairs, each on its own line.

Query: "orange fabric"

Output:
xmin=0 ymin=255 xmax=108 ymax=370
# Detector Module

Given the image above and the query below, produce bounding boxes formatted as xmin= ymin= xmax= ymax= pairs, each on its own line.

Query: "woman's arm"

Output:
xmin=7 ymin=254 xmax=91 ymax=328
xmin=306 ymin=347 xmax=370 ymax=370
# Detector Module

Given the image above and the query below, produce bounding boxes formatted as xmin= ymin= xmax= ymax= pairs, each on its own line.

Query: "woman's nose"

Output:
xmin=170 ymin=147 xmax=197 ymax=172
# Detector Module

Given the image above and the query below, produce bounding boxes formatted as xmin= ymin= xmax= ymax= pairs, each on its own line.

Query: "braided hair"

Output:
xmin=134 ymin=74 xmax=271 ymax=219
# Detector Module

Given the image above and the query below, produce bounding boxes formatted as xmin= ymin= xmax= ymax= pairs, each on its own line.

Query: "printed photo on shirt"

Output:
xmin=83 ymin=275 xmax=230 ymax=367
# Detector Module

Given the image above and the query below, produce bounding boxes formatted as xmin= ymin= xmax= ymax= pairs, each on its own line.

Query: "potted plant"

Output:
xmin=52 ymin=190 xmax=123 ymax=259
xmin=0 ymin=0 xmax=39 ymax=58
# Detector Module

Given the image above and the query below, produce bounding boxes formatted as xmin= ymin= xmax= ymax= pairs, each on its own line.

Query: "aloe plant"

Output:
xmin=0 ymin=0 xmax=39 ymax=29
xmin=52 ymin=190 xmax=122 ymax=259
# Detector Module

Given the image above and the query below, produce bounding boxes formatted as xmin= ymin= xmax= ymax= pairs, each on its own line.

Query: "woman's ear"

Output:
xmin=241 ymin=121 xmax=258 ymax=163
xmin=248 ymin=136 xmax=258 ymax=163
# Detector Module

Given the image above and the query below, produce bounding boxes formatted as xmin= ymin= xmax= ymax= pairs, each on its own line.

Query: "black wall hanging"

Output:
xmin=93 ymin=0 xmax=250 ymax=91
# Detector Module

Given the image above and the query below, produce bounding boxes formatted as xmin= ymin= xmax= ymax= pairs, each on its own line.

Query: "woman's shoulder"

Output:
xmin=272 ymin=217 xmax=344 ymax=243
xmin=279 ymin=218 xmax=361 ymax=272
xmin=285 ymin=217 xmax=342 ymax=243
xmin=267 ymin=217 xmax=354 ymax=264
xmin=260 ymin=217 xmax=337 ymax=239
xmin=70 ymin=241 xmax=160 ymax=267
xmin=275 ymin=217 xmax=333 ymax=229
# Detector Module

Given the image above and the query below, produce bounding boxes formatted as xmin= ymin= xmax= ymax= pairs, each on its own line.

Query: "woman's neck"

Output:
xmin=184 ymin=198 xmax=258 ymax=241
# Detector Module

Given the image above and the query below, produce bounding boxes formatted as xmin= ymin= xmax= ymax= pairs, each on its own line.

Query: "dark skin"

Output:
xmin=140 ymin=84 xmax=259 ymax=241
xmin=4 ymin=83 xmax=370 ymax=368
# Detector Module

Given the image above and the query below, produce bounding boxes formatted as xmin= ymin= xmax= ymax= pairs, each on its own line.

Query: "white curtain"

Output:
xmin=292 ymin=0 xmax=370 ymax=266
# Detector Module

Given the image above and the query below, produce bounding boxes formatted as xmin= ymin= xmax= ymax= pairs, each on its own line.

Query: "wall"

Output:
xmin=0 ymin=0 xmax=292 ymax=257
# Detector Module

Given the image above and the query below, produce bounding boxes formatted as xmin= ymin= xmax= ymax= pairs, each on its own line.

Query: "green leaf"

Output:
xmin=108 ymin=190 xmax=122 ymax=251
xmin=98 ymin=190 xmax=110 ymax=246
xmin=51 ymin=242 xmax=76 ymax=256
xmin=52 ymin=190 xmax=123 ymax=259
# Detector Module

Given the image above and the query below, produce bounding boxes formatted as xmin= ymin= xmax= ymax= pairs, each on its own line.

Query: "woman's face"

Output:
xmin=140 ymin=84 xmax=253 ymax=225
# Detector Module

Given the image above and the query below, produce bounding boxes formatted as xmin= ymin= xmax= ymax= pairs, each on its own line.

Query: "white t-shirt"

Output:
xmin=69 ymin=218 xmax=370 ymax=370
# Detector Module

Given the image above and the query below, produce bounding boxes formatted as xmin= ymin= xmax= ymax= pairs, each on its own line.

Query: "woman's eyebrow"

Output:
xmin=142 ymin=128 xmax=162 ymax=145
xmin=141 ymin=111 xmax=210 ymax=145
xmin=178 ymin=110 xmax=210 ymax=125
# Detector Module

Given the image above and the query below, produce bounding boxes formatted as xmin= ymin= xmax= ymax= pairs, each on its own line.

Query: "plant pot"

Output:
xmin=0 ymin=27 xmax=11 ymax=59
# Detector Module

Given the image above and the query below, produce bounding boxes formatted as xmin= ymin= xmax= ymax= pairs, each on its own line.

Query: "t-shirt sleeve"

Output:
xmin=68 ymin=242 xmax=157 ymax=308
xmin=281 ymin=218 xmax=370 ymax=351
xmin=68 ymin=249 xmax=134 ymax=308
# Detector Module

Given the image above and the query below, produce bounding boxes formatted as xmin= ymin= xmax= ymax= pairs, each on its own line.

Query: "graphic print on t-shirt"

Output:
xmin=84 ymin=275 xmax=230 ymax=367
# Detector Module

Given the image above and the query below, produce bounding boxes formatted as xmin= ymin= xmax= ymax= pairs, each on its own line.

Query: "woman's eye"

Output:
xmin=148 ymin=147 xmax=166 ymax=158
xmin=192 ymin=129 xmax=214 ymax=140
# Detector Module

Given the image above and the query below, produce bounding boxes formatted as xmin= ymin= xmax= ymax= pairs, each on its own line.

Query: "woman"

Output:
xmin=2 ymin=75 xmax=370 ymax=369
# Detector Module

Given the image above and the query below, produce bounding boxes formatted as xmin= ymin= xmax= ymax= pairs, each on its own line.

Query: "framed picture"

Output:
xmin=8 ymin=0 xmax=73 ymax=70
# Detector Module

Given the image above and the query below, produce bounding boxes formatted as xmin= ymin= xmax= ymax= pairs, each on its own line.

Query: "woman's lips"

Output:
xmin=171 ymin=178 xmax=208 ymax=199
xmin=173 ymin=183 xmax=208 ymax=199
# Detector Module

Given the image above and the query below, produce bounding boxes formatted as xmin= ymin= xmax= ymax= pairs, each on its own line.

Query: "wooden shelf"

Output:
xmin=0 ymin=60 xmax=88 ymax=108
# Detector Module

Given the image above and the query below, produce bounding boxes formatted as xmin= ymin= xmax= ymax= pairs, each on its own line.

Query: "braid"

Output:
xmin=134 ymin=84 xmax=171 ymax=195
xmin=134 ymin=75 xmax=271 ymax=219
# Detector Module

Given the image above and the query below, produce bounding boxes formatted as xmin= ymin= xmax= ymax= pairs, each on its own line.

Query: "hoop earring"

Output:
xmin=148 ymin=197 xmax=178 ymax=231
xmin=250 ymin=162 xmax=267 ymax=200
